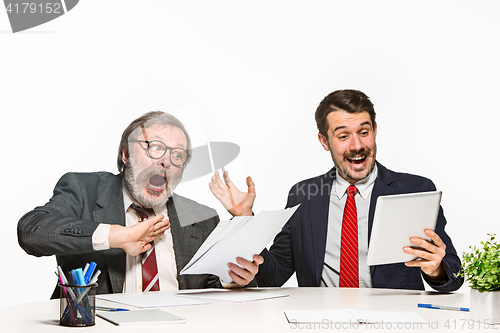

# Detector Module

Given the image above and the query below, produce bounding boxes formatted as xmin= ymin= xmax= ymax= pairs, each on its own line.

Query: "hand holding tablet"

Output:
xmin=366 ymin=191 xmax=442 ymax=266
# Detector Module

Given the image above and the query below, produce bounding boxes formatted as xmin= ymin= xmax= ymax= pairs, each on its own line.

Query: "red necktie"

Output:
xmin=339 ymin=185 xmax=359 ymax=288
xmin=131 ymin=204 xmax=160 ymax=292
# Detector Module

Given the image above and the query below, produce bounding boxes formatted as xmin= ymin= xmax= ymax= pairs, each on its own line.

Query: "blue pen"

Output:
xmin=95 ymin=306 xmax=130 ymax=312
xmin=75 ymin=268 xmax=85 ymax=286
xmin=70 ymin=268 xmax=92 ymax=324
xmin=418 ymin=303 xmax=469 ymax=312
xmin=75 ymin=268 xmax=92 ymax=322
xmin=71 ymin=269 xmax=79 ymax=285
xmin=84 ymin=262 xmax=97 ymax=284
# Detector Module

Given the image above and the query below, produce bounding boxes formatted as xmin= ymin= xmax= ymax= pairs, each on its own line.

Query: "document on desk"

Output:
xmin=97 ymin=309 xmax=185 ymax=326
xmin=285 ymin=309 xmax=427 ymax=324
xmin=180 ymin=205 xmax=300 ymax=284
xmin=176 ymin=288 xmax=289 ymax=302
xmin=96 ymin=292 xmax=210 ymax=308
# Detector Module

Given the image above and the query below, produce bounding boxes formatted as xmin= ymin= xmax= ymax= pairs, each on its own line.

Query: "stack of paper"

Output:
xmin=180 ymin=205 xmax=300 ymax=283
xmin=97 ymin=309 xmax=184 ymax=326
xmin=96 ymin=293 xmax=210 ymax=308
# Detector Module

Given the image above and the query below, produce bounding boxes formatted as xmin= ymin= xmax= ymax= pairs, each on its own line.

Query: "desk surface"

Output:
xmin=0 ymin=287 xmax=486 ymax=332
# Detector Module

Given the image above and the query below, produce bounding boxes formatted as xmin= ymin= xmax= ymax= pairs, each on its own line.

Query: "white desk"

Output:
xmin=0 ymin=287 xmax=486 ymax=332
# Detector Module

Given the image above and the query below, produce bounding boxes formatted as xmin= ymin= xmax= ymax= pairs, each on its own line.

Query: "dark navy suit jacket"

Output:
xmin=257 ymin=162 xmax=463 ymax=292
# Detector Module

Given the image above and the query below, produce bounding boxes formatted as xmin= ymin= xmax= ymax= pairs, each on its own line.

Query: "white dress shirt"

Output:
xmin=320 ymin=164 xmax=378 ymax=288
xmin=92 ymin=183 xmax=178 ymax=293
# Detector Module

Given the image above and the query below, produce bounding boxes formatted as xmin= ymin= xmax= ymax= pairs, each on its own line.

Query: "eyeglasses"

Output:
xmin=134 ymin=140 xmax=190 ymax=166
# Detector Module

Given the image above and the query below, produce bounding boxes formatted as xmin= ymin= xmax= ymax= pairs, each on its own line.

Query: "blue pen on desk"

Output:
xmin=418 ymin=303 xmax=469 ymax=312
xmin=95 ymin=306 xmax=130 ymax=312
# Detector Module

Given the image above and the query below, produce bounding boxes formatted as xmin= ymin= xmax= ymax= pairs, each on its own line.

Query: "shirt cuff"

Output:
xmin=92 ymin=223 xmax=111 ymax=251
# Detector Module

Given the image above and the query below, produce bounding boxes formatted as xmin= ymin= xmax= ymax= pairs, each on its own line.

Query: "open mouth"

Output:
xmin=148 ymin=174 xmax=167 ymax=192
xmin=347 ymin=155 xmax=367 ymax=165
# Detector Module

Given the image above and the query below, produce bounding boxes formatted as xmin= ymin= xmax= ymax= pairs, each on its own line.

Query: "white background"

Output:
xmin=1 ymin=0 xmax=499 ymax=309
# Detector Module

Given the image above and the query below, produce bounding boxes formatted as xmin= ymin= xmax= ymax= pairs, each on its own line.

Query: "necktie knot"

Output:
xmin=347 ymin=185 xmax=358 ymax=197
xmin=130 ymin=203 xmax=154 ymax=221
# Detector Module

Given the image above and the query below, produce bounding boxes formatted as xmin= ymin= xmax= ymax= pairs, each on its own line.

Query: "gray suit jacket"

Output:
xmin=18 ymin=172 xmax=222 ymax=298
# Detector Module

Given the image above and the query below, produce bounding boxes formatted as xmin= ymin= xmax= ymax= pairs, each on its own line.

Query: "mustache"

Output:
xmin=135 ymin=164 xmax=170 ymax=184
xmin=343 ymin=148 xmax=372 ymax=160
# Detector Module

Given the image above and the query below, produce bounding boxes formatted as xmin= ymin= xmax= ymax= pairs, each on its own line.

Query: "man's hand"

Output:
xmin=209 ymin=171 xmax=256 ymax=217
xmin=109 ymin=215 xmax=170 ymax=256
xmin=403 ymin=229 xmax=447 ymax=279
xmin=227 ymin=255 xmax=264 ymax=286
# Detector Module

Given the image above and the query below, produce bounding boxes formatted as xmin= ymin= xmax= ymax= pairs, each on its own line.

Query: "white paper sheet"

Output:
xmin=180 ymin=205 xmax=300 ymax=283
xmin=96 ymin=292 xmax=210 ymax=308
xmin=97 ymin=309 xmax=185 ymax=326
xmin=176 ymin=289 xmax=289 ymax=302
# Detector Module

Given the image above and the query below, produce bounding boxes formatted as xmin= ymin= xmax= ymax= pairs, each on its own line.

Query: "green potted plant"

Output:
xmin=460 ymin=233 xmax=500 ymax=324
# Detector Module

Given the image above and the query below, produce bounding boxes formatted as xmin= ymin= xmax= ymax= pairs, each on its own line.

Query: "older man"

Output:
xmin=18 ymin=111 xmax=261 ymax=297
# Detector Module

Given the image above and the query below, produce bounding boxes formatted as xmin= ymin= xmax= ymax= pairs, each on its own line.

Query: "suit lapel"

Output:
xmin=368 ymin=162 xmax=394 ymax=280
xmin=93 ymin=174 xmax=127 ymax=294
xmin=93 ymin=175 xmax=126 ymax=226
xmin=368 ymin=162 xmax=395 ymax=243
xmin=310 ymin=168 xmax=335 ymax=285
xmin=167 ymin=197 xmax=182 ymax=272
xmin=167 ymin=195 xmax=200 ymax=280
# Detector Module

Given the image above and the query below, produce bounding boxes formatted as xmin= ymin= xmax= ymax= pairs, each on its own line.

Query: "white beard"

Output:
xmin=123 ymin=154 xmax=182 ymax=208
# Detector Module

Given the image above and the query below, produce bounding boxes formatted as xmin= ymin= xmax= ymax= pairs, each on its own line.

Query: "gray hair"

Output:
xmin=117 ymin=111 xmax=192 ymax=174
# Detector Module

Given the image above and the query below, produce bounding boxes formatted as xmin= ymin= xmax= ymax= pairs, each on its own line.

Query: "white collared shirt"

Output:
xmin=92 ymin=183 xmax=178 ymax=293
xmin=320 ymin=164 xmax=378 ymax=288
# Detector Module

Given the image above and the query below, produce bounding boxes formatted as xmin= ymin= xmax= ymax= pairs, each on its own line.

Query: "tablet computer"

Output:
xmin=366 ymin=191 xmax=442 ymax=266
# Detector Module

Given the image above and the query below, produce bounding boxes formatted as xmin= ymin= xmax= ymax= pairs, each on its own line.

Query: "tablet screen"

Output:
xmin=366 ymin=191 xmax=442 ymax=266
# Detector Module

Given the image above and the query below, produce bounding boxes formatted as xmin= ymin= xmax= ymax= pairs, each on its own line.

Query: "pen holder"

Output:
xmin=58 ymin=283 xmax=97 ymax=327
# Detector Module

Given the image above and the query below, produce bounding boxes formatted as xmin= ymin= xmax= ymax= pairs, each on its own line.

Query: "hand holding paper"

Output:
xmin=180 ymin=205 xmax=300 ymax=284
xmin=227 ymin=255 xmax=264 ymax=286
